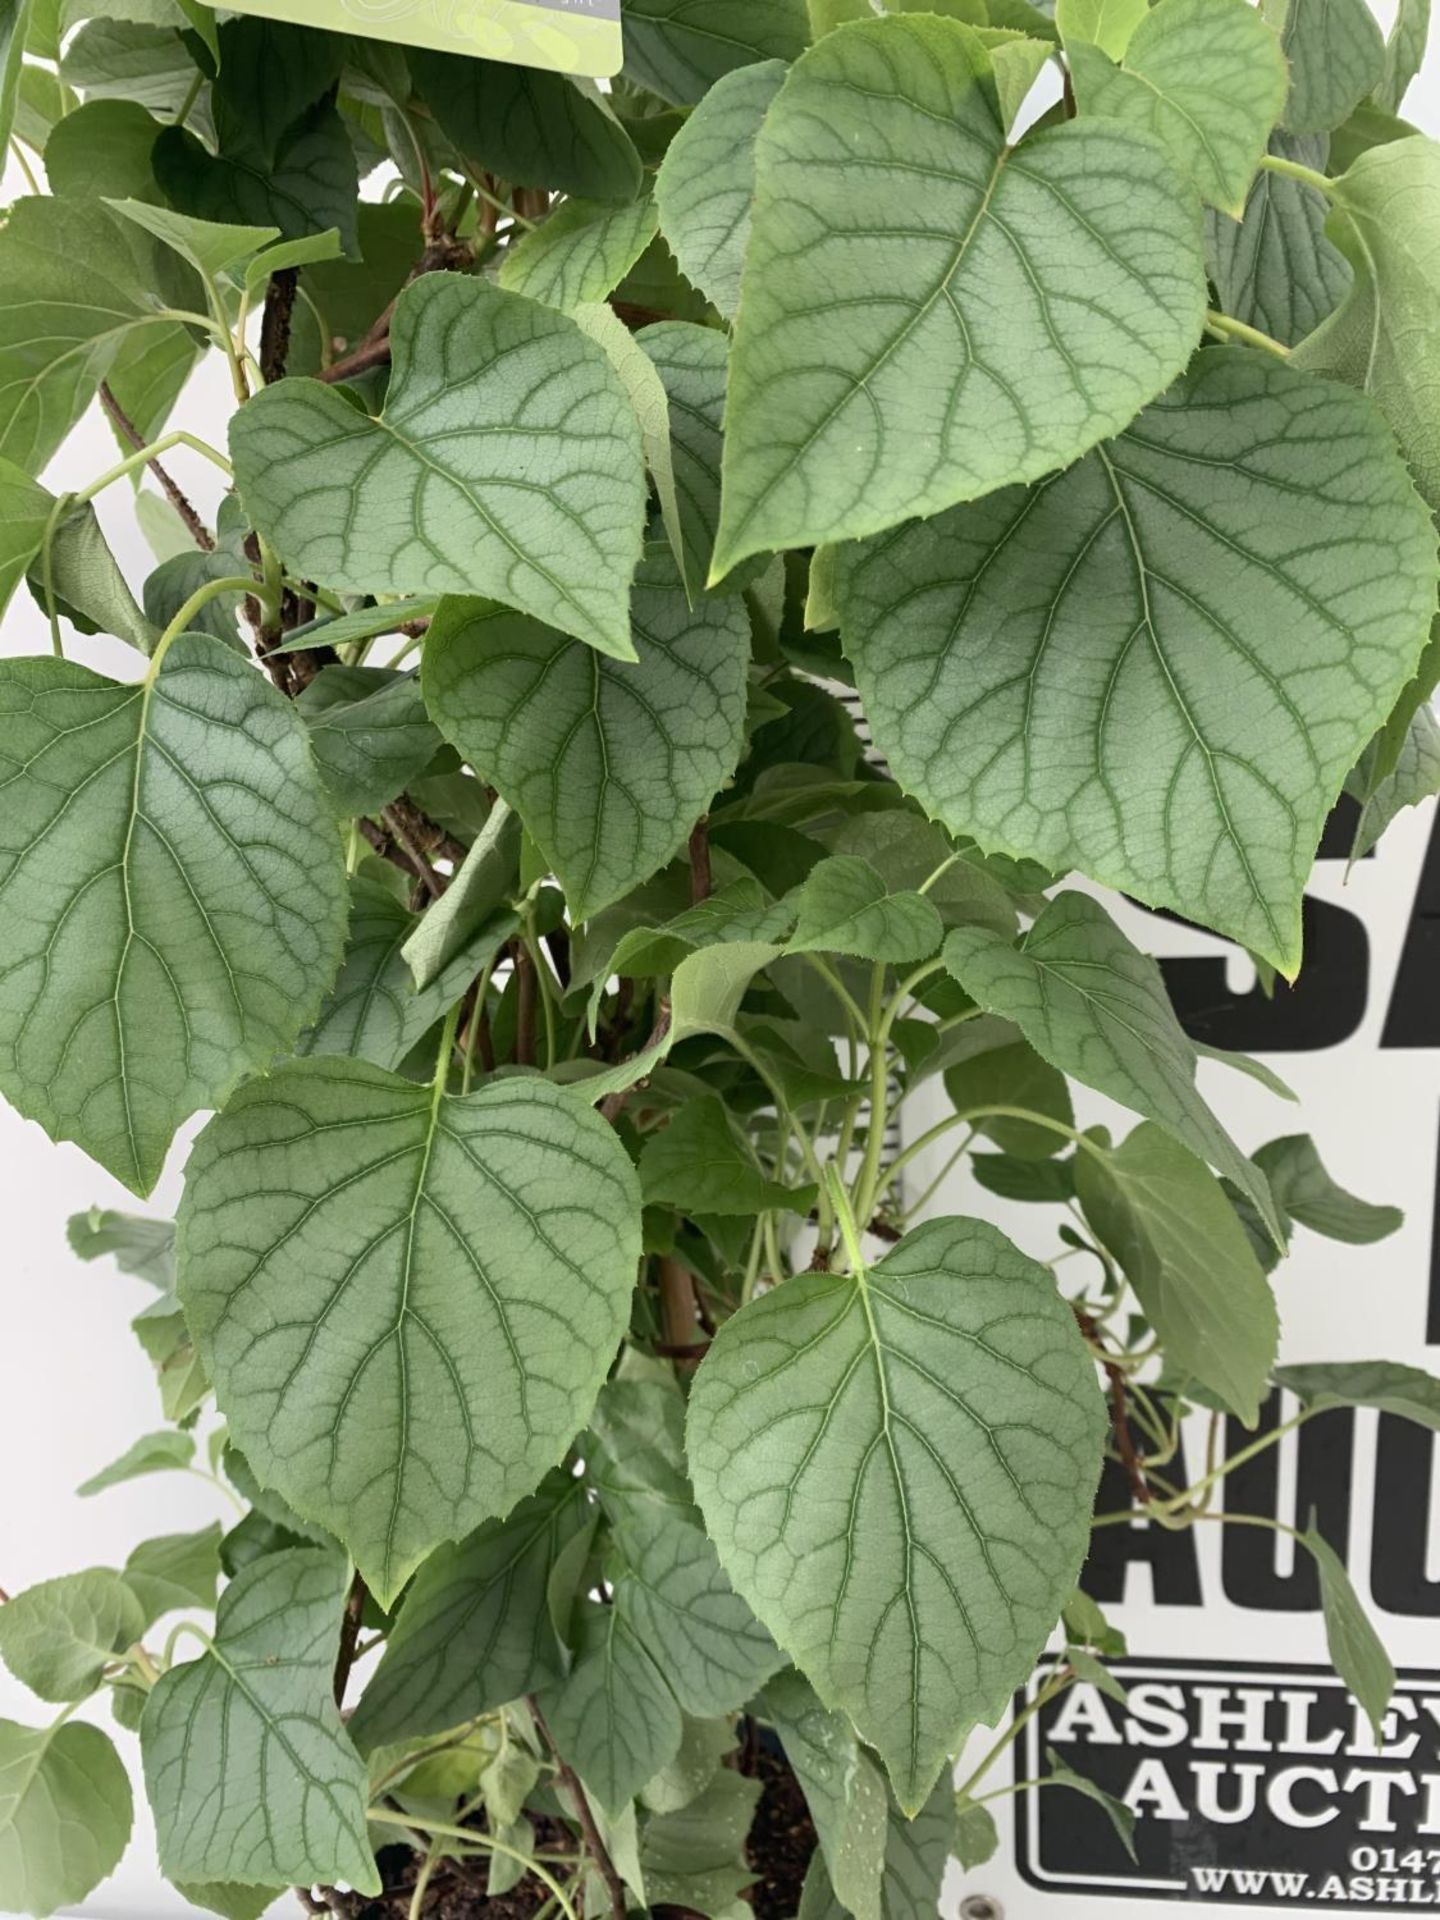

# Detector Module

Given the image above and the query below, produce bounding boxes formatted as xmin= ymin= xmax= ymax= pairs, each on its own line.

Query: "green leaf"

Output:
xmin=543 ymin=1600 xmax=684 ymax=1812
xmin=713 ymin=14 xmax=1206 ymax=575
xmin=29 ymin=496 xmax=156 ymax=656
xmin=104 ymin=194 xmax=279 ymax=281
xmin=179 ymin=1061 xmax=642 ymax=1606
xmin=1253 ymin=1134 xmax=1404 ymax=1243
xmin=638 ymin=1767 xmax=762 ymax=1914
xmin=1328 ymin=96 xmax=1423 ymax=173
xmin=1067 ymin=0 xmax=1287 ymax=214
xmin=401 ymin=801 xmax=521 ymax=991
xmin=141 ymin=510 xmax=249 ymax=650
xmin=825 ymin=814 xmax=1018 ymax=937
xmin=0 ymin=1571 xmax=146 ymax=1703
xmin=105 ymin=331 xmax=203 ymax=460
xmin=174 ymin=0 xmax=217 ymax=60
xmin=972 ymin=1152 xmax=1076 ymax=1204
xmin=0 ymin=196 xmax=171 ymax=475
xmin=0 ymin=459 xmax=55 ymax=621
xmin=688 ymin=1215 xmax=1104 ymax=1811
xmin=1270 ymin=0 xmax=1384 ymax=134
xmin=67 ymin=1206 xmax=175 ymax=1290
xmin=256 ymin=232 xmax=351 ymax=300
xmin=230 ymin=273 xmax=647 ymax=660
xmin=787 ymin=855 xmax=943 ymax=964
xmin=944 ymin=893 xmax=1287 ymax=1241
xmin=641 ymin=1094 xmax=814 ymax=1216
xmin=61 ymin=16 xmax=204 ymax=118
xmin=409 ymin=49 xmax=642 ymax=202
xmin=174 ymin=1883 xmax=281 ymax=1920
xmin=123 ymin=1524 xmax=222 ymax=1626
xmin=0 ymin=0 xmax=30 ymax=159
xmin=153 ymin=103 xmax=360 ymax=256
xmin=349 ymin=1469 xmax=589 ymax=1752
xmin=577 ymin=940 xmax=783 ymax=1105
xmin=620 ymin=0 xmax=808 ymax=105
xmin=499 ymin=195 xmax=660 ymax=312
xmin=586 ymin=1371 xmax=693 ymax=1512
xmin=1301 ymin=1526 xmax=1394 ymax=1740
xmin=1067 ymin=1646 xmax=1130 ymax=1704
xmin=43 ymin=98 xmax=164 ymax=202
xmin=839 ymin=349 xmax=1438 ymax=972
xmin=271 ymin=596 xmax=439 ymax=658
xmin=611 ymin=1505 xmax=786 ymax=1716
xmin=424 ymin=547 xmax=750 ymax=920
xmin=589 ymin=1375 xmax=784 ymax=1717
xmin=1208 ymin=132 xmax=1352 ymax=347
xmin=1055 ymin=0 xmax=1147 ymax=58
xmin=639 ymin=321 xmax=761 ymax=597
xmin=1348 ymin=703 xmax=1440 ymax=857
xmin=944 ymin=1039 xmax=1074 ymax=1159
xmin=204 ymin=13 xmax=343 ymax=164
xmin=1293 ymin=137 xmax=1440 ymax=514
xmin=0 ymin=638 xmax=349 ymax=1195
xmin=141 ymin=1548 xmax=379 ymax=1892
xmin=1274 ymin=1359 xmax=1440 ymax=1430
xmin=568 ymin=302 xmax=691 ymax=596
xmin=798 ymin=1775 xmax=952 ymax=1920
xmin=764 ymin=1670 xmax=888 ymax=1920
xmin=977 ymin=26 xmax=1054 ymax=132
xmin=640 ymin=1714 xmax=733 ymax=1815
xmin=955 ymin=1797 xmax=1000 ymax=1871
xmin=597 ymin=879 xmax=796 ymax=995
xmin=654 ymin=59 xmax=786 ymax=319
xmin=299 ymin=876 xmax=503 ymax=1074
xmin=1373 ymin=0 xmax=1430 ymax=114
xmin=1045 ymin=1746 xmax=1138 ymax=1859
xmin=0 ymin=1718 xmax=133 ymax=1919
xmin=78 ymin=1428 xmax=194 ymax=1496
xmin=1076 ymin=1123 xmax=1279 ymax=1424
xmin=296 ymin=666 xmax=440 ymax=817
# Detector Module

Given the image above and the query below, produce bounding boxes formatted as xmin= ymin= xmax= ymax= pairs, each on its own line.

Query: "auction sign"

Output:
xmin=215 ymin=0 xmax=624 ymax=76
xmin=919 ymin=795 xmax=1440 ymax=1915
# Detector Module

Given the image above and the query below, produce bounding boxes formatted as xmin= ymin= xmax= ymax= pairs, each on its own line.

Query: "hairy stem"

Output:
xmin=526 ymin=1696 xmax=627 ymax=1920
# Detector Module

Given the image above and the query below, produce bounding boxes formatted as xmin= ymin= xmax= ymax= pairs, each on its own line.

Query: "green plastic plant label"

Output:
xmin=217 ymin=0 xmax=624 ymax=77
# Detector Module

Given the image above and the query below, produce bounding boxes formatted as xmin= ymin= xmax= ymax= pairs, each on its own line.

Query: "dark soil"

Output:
xmin=309 ymin=1818 xmax=569 ymax=1918
xmin=742 ymin=1734 xmax=819 ymax=1919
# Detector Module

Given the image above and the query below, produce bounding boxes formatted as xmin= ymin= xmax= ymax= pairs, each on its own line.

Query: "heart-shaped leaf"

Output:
xmin=0 ymin=638 xmax=348 ymax=1194
xmin=141 ymin=1550 xmax=378 ymax=1893
xmin=423 ymin=546 xmax=750 ymax=919
xmin=687 ymin=1215 xmax=1104 ymax=1810
xmin=0 ymin=1571 xmax=146 ymax=1704
xmin=655 ymin=59 xmax=786 ymax=318
xmin=500 ymin=194 xmax=660 ymax=312
xmin=714 ymin=13 xmax=1206 ymax=573
xmin=178 ymin=1060 xmax=642 ymax=1605
xmin=1068 ymin=0 xmax=1287 ymax=214
xmin=230 ymin=273 xmax=648 ymax=660
xmin=542 ymin=1600 xmax=684 ymax=1812
xmin=837 ymin=349 xmax=1438 ymax=971
xmin=349 ymin=1469 xmax=591 ymax=1753
xmin=0 ymin=1718 xmax=132 ymax=1919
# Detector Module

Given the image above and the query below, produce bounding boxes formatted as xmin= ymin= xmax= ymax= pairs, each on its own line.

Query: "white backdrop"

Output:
xmin=1 ymin=13 xmax=1438 ymax=1917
